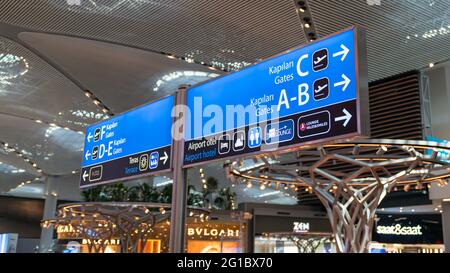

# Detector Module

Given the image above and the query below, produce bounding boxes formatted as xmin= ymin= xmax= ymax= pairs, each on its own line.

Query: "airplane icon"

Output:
xmin=314 ymin=55 xmax=327 ymax=65
xmin=312 ymin=48 xmax=328 ymax=71
xmin=314 ymin=84 xmax=328 ymax=94
xmin=313 ymin=77 xmax=329 ymax=101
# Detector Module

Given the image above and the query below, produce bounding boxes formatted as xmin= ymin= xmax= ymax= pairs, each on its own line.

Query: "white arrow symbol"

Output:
xmin=87 ymin=132 xmax=93 ymax=143
xmin=85 ymin=150 xmax=91 ymax=160
xmin=332 ymin=44 xmax=350 ymax=61
xmin=82 ymin=170 xmax=89 ymax=182
xmin=335 ymin=108 xmax=352 ymax=127
xmin=160 ymin=151 xmax=169 ymax=165
xmin=334 ymin=74 xmax=351 ymax=91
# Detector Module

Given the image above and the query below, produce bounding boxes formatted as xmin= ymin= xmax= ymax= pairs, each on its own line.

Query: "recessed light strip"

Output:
xmin=0 ymin=141 xmax=44 ymax=174
xmin=293 ymin=0 xmax=319 ymax=42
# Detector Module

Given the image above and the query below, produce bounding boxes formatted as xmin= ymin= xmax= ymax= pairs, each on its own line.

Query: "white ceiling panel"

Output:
xmin=19 ymin=32 xmax=223 ymax=113
xmin=0 ymin=113 xmax=84 ymax=175
xmin=309 ymin=0 xmax=450 ymax=81
xmin=0 ymin=36 xmax=105 ymax=130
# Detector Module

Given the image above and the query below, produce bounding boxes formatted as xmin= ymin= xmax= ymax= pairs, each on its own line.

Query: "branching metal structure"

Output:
xmin=42 ymin=202 xmax=209 ymax=253
xmin=267 ymin=232 xmax=333 ymax=253
xmin=226 ymin=139 xmax=450 ymax=253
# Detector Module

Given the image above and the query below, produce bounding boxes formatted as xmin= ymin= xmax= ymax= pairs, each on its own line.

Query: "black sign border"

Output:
xmin=182 ymin=26 xmax=369 ymax=168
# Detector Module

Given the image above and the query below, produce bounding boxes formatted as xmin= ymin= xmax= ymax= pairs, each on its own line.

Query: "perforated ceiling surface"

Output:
xmin=0 ymin=0 xmax=449 ymax=199
xmin=309 ymin=0 xmax=450 ymax=81
xmin=0 ymin=37 xmax=104 ymax=130
xmin=0 ymin=0 xmax=306 ymax=70
xmin=18 ymin=32 xmax=222 ymax=113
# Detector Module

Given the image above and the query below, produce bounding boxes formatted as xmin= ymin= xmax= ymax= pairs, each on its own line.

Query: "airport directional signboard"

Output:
xmin=80 ymin=96 xmax=174 ymax=188
xmin=183 ymin=27 xmax=368 ymax=167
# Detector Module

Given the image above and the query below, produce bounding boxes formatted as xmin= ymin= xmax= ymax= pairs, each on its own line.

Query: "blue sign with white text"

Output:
xmin=80 ymin=96 xmax=173 ymax=187
xmin=184 ymin=27 xmax=367 ymax=166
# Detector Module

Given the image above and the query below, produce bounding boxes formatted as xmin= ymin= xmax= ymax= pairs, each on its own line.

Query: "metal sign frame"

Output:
xmin=79 ymin=94 xmax=175 ymax=188
xmin=182 ymin=26 xmax=369 ymax=168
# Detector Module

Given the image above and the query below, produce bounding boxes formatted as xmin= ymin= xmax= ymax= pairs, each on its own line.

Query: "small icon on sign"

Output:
xmin=218 ymin=135 xmax=231 ymax=155
xmin=313 ymin=77 xmax=329 ymax=100
xmin=265 ymin=120 xmax=295 ymax=144
xmin=92 ymin=146 xmax=99 ymax=160
xmin=300 ymin=122 xmax=307 ymax=132
xmin=139 ymin=154 xmax=149 ymax=171
xmin=312 ymin=48 xmax=328 ymax=72
xmin=233 ymin=131 xmax=245 ymax=151
xmin=150 ymin=152 xmax=159 ymax=169
xmin=248 ymin=127 xmax=262 ymax=148
xmin=94 ymin=128 xmax=101 ymax=142
xmin=89 ymin=165 xmax=103 ymax=182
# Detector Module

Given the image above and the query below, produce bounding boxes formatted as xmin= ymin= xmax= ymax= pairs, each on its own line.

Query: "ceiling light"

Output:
xmin=84 ymin=91 xmax=92 ymax=98
xmin=247 ymin=182 xmax=252 ymax=188
xmin=429 ymin=63 xmax=435 ymax=68
xmin=260 ymin=184 xmax=266 ymax=190
xmin=167 ymin=55 xmax=176 ymax=60
xmin=93 ymin=100 xmax=100 ymax=105
xmin=304 ymin=23 xmax=311 ymax=29
xmin=35 ymin=120 xmax=42 ymax=123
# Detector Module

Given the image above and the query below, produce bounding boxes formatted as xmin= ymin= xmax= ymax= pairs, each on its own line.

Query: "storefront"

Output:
xmin=239 ymin=203 xmax=334 ymax=253
xmin=185 ymin=221 xmax=243 ymax=253
xmin=369 ymin=213 xmax=444 ymax=253
xmin=54 ymin=211 xmax=245 ymax=253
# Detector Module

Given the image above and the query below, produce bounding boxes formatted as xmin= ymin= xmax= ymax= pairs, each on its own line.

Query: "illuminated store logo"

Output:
xmin=81 ymin=239 xmax=120 ymax=245
xmin=293 ymin=222 xmax=310 ymax=233
xmin=376 ymin=224 xmax=422 ymax=236
xmin=187 ymin=227 xmax=240 ymax=238
xmin=57 ymin=225 xmax=76 ymax=234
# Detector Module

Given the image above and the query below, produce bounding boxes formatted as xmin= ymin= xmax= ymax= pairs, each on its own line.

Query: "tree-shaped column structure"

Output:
xmin=43 ymin=202 xmax=209 ymax=253
xmin=226 ymin=139 xmax=450 ymax=253
xmin=267 ymin=232 xmax=333 ymax=253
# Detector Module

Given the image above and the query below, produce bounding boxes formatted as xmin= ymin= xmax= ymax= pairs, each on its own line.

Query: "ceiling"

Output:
xmin=0 ymin=0 xmax=449 ymax=202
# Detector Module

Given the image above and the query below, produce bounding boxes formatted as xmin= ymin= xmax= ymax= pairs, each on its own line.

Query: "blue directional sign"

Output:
xmin=80 ymin=96 xmax=174 ymax=188
xmin=184 ymin=27 xmax=368 ymax=166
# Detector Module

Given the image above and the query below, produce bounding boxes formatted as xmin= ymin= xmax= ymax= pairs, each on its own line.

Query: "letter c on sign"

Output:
xmin=297 ymin=54 xmax=309 ymax=77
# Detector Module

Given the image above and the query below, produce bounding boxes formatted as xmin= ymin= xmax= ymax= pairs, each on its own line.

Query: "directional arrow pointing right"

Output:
xmin=85 ymin=150 xmax=91 ymax=160
xmin=82 ymin=170 xmax=89 ymax=182
xmin=160 ymin=151 xmax=169 ymax=165
xmin=334 ymin=74 xmax=351 ymax=92
xmin=332 ymin=44 xmax=350 ymax=62
xmin=334 ymin=108 xmax=352 ymax=127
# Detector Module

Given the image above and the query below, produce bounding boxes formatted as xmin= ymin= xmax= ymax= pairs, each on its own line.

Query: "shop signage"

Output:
xmin=293 ymin=222 xmax=310 ymax=233
xmin=80 ymin=96 xmax=174 ymax=188
xmin=81 ymin=239 xmax=120 ymax=245
xmin=187 ymin=227 xmax=240 ymax=238
xmin=57 ymin=225 xmax=77 ymax=234
xmin=376 ymin=224 xmax=423 ymax=236
xmin=183 ymin=26 xmax=368 ymax=166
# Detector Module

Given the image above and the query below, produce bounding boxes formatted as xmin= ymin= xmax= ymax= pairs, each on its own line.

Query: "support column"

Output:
xmin=39 ymin=176 xmax=59 ymax=253
xmin=169 ymin=86 xmax=188 ymax=253
xmin=442 ymin=201 xmax=450 ymax=253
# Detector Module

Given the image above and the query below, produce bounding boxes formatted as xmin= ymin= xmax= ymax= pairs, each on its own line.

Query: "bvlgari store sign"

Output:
xmin=187 ymin=227 xmax=240 ymax=238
